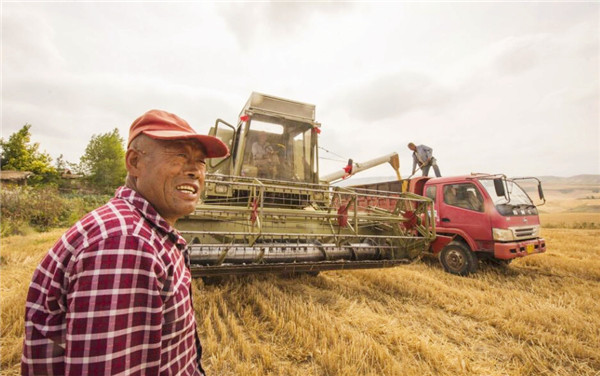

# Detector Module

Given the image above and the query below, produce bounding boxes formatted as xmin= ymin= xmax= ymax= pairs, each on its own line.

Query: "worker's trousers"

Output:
xmin=422 ymin=158 xmax=441 ymax=177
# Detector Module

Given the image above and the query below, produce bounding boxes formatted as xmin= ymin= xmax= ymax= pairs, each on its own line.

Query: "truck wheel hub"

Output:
xmin=446 ymin=249 xmax=465 ymax=270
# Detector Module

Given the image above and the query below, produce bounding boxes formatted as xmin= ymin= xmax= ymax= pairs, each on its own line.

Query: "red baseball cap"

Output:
xmin=128 ymin=109 xmax=229 ymax=158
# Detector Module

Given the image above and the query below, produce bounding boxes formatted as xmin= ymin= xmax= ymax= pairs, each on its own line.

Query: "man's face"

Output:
xmin=408 ymin=144 xmax=416 ymax=151
xmin=128 ymin=137 xmax=206 ymax=225
xmin=258 ymin=133 xmax=267 ymax=144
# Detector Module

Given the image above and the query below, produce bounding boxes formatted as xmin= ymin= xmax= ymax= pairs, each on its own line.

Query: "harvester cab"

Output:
xmin=177 ymin=93 xmax=439 ymax=277
xmin=207 ymin=92 xmax=319 ymax=186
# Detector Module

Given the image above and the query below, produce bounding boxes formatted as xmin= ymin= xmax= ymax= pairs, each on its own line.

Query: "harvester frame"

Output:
xmin=177 ymin=92 xmax=441 ymax=277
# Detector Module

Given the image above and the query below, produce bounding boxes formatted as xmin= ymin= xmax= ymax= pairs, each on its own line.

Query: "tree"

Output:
xmin=80 ymin=128 xmax=127 ymax=193
xmin=55 ymin=154 xmax=66 ymax=172
xmin=0 ymin=124 xmax=58 ymax=184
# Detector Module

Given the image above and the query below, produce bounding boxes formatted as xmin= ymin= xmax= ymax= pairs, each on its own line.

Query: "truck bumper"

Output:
xmin=494 ymin=238 xmax=546 ymax=260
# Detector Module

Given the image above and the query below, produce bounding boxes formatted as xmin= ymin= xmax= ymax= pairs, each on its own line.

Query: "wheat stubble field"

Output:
xmin=1 ymin=185 xmax=599 ymax=375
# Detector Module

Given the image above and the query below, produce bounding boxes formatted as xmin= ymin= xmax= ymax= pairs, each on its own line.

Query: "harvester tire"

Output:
xmin=439 ymin=241 xmax=478 ymax=276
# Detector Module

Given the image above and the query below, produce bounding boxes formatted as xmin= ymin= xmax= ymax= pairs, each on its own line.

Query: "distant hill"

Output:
xmin=335 ymin=174 xmax=600 ymax=187
xmin=538 ymin=175 xmax=600 ymax=185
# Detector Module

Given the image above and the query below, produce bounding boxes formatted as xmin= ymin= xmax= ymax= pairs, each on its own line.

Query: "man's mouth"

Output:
xmin=176 ymin=184 xmax=198 ymax=195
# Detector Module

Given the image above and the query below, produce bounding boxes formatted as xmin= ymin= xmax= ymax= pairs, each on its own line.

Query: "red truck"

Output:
xmin=352 ymin=174 xmax=547 ymax=275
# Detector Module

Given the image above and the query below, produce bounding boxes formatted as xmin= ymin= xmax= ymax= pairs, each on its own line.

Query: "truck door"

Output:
xmin=439 ymin=183 xmax=492 ymax=246
xmin=424 ymin=184 xmax=438 ymax=223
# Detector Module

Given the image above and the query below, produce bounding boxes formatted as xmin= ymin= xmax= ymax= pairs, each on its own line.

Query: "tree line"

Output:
xmin=0 ymin=124 xmax=127 ymax=194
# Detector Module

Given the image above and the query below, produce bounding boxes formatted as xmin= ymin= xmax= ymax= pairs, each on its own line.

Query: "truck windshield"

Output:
xmin=479 ymin=179 xmax=533 ymax=206
xmin=242 ymin=119 xmax=314 ymax=182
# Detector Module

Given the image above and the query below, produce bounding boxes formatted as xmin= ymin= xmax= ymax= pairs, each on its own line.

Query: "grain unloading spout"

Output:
xmin=320 ymin=152 xmax=402 ymax=184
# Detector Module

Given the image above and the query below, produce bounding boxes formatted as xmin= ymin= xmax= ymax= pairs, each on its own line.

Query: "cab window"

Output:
xmin=425 ymin=185 xmax=436 ymax=202
xmin=443 ymin=183 xmax=484 ymax=212
xmin=240 ymin=119 xmax=314 ymax=182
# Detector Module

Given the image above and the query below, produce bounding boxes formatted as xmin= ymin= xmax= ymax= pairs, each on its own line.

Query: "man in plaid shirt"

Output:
xmin=22 ymin=110 xmax=229 ymax=375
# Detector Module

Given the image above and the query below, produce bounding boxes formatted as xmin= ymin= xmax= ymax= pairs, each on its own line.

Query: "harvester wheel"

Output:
xmin=439 ymin=241 xmax=478 ymax=276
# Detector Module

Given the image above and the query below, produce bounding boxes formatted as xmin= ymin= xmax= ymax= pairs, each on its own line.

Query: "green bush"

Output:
xmin=0 ymin=185 xmax=111 ymax=237
xmin=59 ymin=192 xmax=112 ymax=224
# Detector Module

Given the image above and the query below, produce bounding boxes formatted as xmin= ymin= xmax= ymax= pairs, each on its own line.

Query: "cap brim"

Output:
xmin=143 ymin=130 xmax=230 ymax=158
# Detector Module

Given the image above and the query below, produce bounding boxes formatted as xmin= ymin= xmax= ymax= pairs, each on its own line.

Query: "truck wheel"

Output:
xmin=439 ymin=241 xmax=478 ymax=276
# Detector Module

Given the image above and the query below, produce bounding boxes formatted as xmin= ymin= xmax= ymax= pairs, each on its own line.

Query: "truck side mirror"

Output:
xmin=493 ymin=178 xmax=505 ymax=197
xmin=538 ymin=183 xmax=545 ymax=200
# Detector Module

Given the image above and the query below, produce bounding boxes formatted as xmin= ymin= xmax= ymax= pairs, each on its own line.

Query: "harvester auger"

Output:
xmin=176 ymin=93 xmax=437 ymax=277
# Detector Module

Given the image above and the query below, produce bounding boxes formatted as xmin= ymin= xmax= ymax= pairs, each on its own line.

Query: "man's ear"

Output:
xmin=125 ymin=149 xmax=141 ymax=177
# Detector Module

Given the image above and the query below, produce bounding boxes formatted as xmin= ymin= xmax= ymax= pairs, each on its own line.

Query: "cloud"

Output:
xmin=327 ymin=72 xmax=454 ymax=122
xmin=1 ymin=3 xmax=597 ymax=177
xmin=2 ymin=71 xmax=235 ymax=162
xmin=216 ymin=2 xmax=354 ymax=49
xmin=2 ymin=6 xmax=66 ymax=71
xmin=490 ymin=34 xmax=552 ymax=76
xmin=460 ymin=14 xmax=597 ymax=82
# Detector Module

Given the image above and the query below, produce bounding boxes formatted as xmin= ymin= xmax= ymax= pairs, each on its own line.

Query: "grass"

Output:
xmin=540 ymin=213 xmax=600 ymax=229
xmin=0 ymin=229 xmax=67 ymax=375
xmin=1 ymin=224 xmax=599 ymax=375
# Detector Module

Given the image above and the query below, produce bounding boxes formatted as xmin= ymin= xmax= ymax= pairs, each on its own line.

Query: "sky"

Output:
xmin=2 ymin=2 xmax=599 ymax=180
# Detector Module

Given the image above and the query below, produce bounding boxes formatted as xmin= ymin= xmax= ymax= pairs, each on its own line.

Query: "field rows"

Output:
xmin=2 ymin=227 xmax=600 ymax=375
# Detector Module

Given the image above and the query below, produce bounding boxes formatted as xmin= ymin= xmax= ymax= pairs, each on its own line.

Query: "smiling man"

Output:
xmin=22 ymin=110 xmax=228 ymax=376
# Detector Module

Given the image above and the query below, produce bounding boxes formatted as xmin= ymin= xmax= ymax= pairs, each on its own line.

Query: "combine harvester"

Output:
xmin=178 ymin=92 xmax=546 ymax=277
xmin=177 ymin=93 xmax=448 ymax=277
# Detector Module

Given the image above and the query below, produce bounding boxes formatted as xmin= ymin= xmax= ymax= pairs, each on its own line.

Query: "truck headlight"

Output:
xmin=493 ymin=228 xmax=514 ymax=242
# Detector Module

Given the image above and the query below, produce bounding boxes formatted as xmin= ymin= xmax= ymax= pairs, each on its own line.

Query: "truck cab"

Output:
xmin=414 ymin=174 xmax=546 ymax=275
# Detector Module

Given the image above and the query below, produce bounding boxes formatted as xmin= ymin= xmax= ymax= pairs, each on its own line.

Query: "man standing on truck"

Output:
xmin=408 ymin=142 xmax=441 ymax=177
xmin=22 ymin=110 xmax=229 ymax=375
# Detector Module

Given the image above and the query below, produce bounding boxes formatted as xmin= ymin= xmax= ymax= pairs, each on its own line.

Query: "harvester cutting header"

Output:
xmin=177 ymin=92 xmax=440 ymax=277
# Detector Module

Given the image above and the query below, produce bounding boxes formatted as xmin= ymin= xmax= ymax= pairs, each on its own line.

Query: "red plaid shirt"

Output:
xmin=22 ymin=187 xmax=204 ymax=376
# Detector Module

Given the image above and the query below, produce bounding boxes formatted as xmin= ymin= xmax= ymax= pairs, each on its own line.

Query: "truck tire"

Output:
xmin=439 ymin=241 xmax=478 ymax=276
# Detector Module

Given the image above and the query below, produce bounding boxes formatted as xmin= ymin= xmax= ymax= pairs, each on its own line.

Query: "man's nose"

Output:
xmin=184 ymin=160 xmax=206 ymax=179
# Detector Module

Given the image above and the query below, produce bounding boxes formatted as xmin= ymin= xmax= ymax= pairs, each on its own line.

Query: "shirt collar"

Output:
xmin=115 ymin=186 xmax=188 ymax=248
